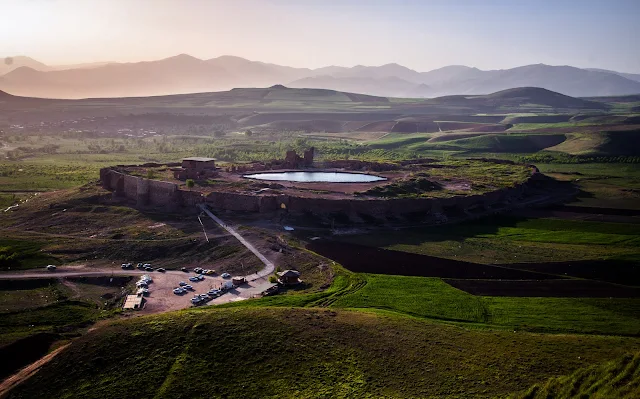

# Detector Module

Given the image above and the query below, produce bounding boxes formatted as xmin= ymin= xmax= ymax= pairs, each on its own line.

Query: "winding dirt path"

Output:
xmin=0 ymin=344 xmax=70 ymax=399
xmin=198 ymin=204 xmax=275 ymax=281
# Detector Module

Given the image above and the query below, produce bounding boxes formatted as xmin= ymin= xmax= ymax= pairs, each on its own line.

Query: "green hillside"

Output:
xmin=514 ymin=351 xmax=640 ymax=399
xmin=410 ymin=133 xmax=566 ymax=153
xmin=547 ymin=130 xmax=640 ymax=155
xmin=7 ymin=307 xmax=639 ymax=399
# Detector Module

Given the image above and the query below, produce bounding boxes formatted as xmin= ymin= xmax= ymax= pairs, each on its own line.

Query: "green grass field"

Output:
xmin=8 ymin=307 xmax=640 ymax=399
xmin=330 ymin=274 xmax=640 ymax=336
xmin=339 ymin=216 xmax=640 ymax=265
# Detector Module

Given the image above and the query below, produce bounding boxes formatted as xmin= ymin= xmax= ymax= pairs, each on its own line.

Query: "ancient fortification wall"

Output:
xmin=100 ymin=168 xmax=204 ymax=211
xmin=99 ymin=163 xmax=539 ymax=220
xmin=203 ymin=172 xmax=535 ymax=222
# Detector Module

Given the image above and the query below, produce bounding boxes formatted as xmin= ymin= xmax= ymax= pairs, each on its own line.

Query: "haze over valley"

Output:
xmin=2 ymin=54 xmax=640 ymax=99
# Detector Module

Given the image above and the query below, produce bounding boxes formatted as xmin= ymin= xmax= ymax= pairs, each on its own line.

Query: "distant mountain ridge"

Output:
xmin=1 ymin=54 xmax=640 ymax=99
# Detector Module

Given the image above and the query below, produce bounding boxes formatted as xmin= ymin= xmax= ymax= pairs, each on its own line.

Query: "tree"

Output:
xmin=186 ymin=179 xmax=195 ymax=190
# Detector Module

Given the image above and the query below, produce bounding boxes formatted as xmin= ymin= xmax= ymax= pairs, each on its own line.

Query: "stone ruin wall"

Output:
xmin=203 ymin=172 xmax=535 ymax=222
xmin=100 ymin=163 xmax=539 ymax=220
xmin=100 ymin=167 xmax=204 ymax=211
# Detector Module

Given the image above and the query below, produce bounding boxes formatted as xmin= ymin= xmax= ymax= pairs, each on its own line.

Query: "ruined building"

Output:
xmin=283 ymin=147 xmax=315 ymax=168
xmin=172 ymin=157 xmax=217 ymax=180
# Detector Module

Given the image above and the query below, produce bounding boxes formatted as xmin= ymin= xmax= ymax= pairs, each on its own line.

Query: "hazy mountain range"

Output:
xmin=1 ymin=54 xmax=640 ymax=99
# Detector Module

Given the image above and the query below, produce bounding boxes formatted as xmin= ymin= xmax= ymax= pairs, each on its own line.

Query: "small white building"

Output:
xmin=123 ymin=295 xmax=144 ymax=310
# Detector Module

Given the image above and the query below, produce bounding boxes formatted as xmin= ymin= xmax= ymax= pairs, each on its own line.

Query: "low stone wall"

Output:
xmin=100 ymin=167 xmax=204 ymax=211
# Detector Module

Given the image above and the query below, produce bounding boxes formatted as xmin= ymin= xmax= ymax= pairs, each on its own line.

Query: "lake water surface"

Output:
xmin=243 ymin=171 xmax=386 ymax=183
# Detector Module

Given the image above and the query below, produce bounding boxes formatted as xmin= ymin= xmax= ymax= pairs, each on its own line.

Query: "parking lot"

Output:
xmin=135 ymin=270 xmax=243 ymax=313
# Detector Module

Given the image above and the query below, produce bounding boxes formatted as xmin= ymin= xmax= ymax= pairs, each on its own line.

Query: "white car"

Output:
xmin=46 ymin=265 xmax=57 ymax=271
xmin=221 ymin=272 xmax=231 ymax=279
xmin=173 ymin=288 xmax=185 ymax=295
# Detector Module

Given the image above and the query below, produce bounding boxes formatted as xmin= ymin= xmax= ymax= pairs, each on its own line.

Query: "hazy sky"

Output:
xmin=2 ymin=0 xmax=639 ymax=72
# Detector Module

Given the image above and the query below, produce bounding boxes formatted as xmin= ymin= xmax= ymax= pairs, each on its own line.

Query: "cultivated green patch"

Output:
xmin=330 ymin=275 xmax=640 ymax=336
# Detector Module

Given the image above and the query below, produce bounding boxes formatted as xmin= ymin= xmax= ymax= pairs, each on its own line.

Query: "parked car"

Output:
xmin=221 ymin=272 xmax=231 ymax=279
xmin=205 ymin=270 xmax=215 ymax=275
xmin=144 ymin=267 xmax=153 ymax=272
xmin=173 ymin=288 xmax=185 ymax=295
xmin=189 ymin=276 xmax=199 ymax=282
xmin=194 ymin=267 xmax=203 ymax=274
xmin=179 ymin=281 xmax=187 ymax=286
xmin=184 ymin=284 xmax=193 ymax=290
xmin=208 ymin=289 xmax=220 ymax=297
xmin=156 ymin=268 xmax=166 ymax=272
xmin=46 ymin=265 xmax=57 ymax=271
xmin=190 ymin=297 xmax=201 ymax=305
xmin=181 ymin=267 xmax=188 ymax=272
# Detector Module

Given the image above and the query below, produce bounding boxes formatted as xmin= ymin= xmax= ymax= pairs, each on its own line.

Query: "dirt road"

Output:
xmin=0 ymin=269 xmax=153 ymax=280
xmin=0 ymin=344 xmax=70 ymax=399
xmin=1 ymin=207 xmax=279 ymax=312
xmin=198 ymin=204 xmax=275 ymax=280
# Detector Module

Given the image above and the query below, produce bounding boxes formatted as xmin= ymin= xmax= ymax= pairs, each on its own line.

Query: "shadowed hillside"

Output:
xmin=514 ymin=351 xmax=640 ymax=399
xmin=428 ymin=87 xmax=608 ymax=110
xmin=7 ymin=308 xmax=638 ymax=399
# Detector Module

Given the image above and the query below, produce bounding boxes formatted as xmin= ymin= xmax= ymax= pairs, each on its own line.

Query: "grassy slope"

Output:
xmin=339 ymin=216 xmax=640 ymax=264
xmin=538 ymin=163 xmax=640 ymax=210
xmin=514 ymin=351 xmax=640 ymax=399
xmin=331 ymin=275 xmax=640 ymax=336
xmin=0 ymin=301 xmax=107 ymax=347
xmin=8 ymin=307 xmax=640 ymax=399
